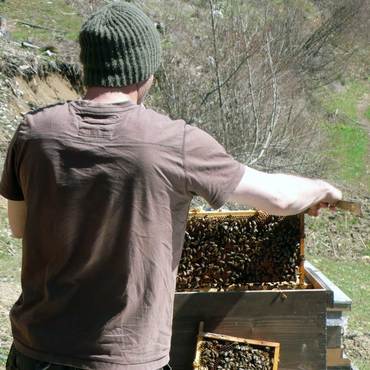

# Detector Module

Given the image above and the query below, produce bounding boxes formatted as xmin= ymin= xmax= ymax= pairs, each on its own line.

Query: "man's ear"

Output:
xmin=137 ymin=76 xmax=154 ymax=104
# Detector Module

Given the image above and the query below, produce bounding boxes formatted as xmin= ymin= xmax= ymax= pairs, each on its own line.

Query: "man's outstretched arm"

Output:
xmin=229 ymin=166 xmax=342 ymax=216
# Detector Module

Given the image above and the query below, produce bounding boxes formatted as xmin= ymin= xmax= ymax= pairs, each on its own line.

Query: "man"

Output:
xmin=1 ymin=2 xmax=342 ymax=370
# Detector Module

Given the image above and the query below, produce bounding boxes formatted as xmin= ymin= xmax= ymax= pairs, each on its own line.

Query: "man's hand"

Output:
xmin=305 ymin=180 xmax=342 ymax=216
xmin=306 ymin=202 xmax=334 ymax=216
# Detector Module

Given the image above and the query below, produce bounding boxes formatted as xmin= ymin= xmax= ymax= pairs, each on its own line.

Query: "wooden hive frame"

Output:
xmin=187 ymin=209 xmax=306 ymax=287
xmin=193 ymin=321 xmax=280 ymax=370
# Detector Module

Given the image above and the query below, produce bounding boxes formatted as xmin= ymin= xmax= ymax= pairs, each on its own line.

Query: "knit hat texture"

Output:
xmin=79 ymin=1 xmax=161 ymax=87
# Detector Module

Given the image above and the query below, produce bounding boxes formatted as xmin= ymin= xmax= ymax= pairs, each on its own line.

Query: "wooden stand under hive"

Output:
xmin=170 ymin=209 xmax=353 ymax=370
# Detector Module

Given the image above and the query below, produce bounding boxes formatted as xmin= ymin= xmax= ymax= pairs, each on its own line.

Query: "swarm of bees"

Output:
xmin=198 ymin=339 xmax=274 ymax=370
xmin=176 ymin=212 xmax=302 ymax=291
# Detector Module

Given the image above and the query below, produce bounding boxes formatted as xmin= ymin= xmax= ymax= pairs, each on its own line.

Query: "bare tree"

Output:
xmin=149 ymin=0 xmax=365 ymax=175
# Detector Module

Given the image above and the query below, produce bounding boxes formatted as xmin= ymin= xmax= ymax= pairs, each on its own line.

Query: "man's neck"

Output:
xmin=83 ymin=86 xmax=139 ymax=105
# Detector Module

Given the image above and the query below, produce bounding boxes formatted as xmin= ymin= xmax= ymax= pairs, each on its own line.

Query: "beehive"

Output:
xmin=170 ymin=212 xmax=345 ymax=369
xmin=177 ymin=210 xmax=305 ymax=291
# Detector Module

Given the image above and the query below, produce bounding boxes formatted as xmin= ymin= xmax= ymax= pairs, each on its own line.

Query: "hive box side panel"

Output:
xmin=170 ymin=290 xmax=327 ymax=370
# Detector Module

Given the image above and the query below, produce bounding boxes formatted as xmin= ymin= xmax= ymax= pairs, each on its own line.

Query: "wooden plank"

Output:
xmin=188 ymin=209 xmax=257 ymax=218
xmin=299 ymin=213 xmax=305 ymax=287
xmin=171 ymin=289 xmax=327 ymax=370
xmin=193 ymin=324 xmax=203 ymax=370
xmin=200 ymin=331 xmax=280 ymax=348
xmin=274 ymin=343 xmax=281 ymax=370
xmin=327 ymin=348 xmax=351 ymax=366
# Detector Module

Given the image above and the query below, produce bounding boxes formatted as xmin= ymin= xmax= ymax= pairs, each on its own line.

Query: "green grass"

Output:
xmin=365 ymin=106 xmax=370 ymax=120
xmin=323 ymin=80 xmax=369 ymax=121
xmin=319 ymin=80 xmax=370 ymax=190
xmin=308 ymin=255 xmax=370 ymax=333
xmin=1 ymin=0 xmax=82 ymax=44
xmin=355 ymin=360 xmax=370 ymax=370
xmin=324 ymin=122 xmax=368 ymax=186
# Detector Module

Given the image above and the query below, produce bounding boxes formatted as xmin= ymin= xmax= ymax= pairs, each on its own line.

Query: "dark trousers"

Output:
xmin=6 ymin=344 xmax=172 ymax=370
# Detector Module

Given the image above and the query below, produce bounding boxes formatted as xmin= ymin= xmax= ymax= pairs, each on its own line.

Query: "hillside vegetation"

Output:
xmin=0 ymin=0 xmax=369 ymax=369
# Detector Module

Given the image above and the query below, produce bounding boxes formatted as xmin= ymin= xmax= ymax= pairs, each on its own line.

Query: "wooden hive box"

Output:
xmin=171 ymin=271 xmax=332 ymax=369
xmin=170 ymin=210 xmax=332 ymax=370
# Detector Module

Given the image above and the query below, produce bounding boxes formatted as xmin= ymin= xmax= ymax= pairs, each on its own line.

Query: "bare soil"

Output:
xmin=11 ymin=75 xmax=79 ymax=115
xmin=345 ymin=333 xmax=370 ymax=362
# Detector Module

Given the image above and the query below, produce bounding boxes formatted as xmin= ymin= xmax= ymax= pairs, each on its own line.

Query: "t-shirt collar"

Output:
xmin=70 ymin=99 xmax=139 ymax=114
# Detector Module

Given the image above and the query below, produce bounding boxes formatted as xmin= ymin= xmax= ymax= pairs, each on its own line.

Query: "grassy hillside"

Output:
xmin=1 ymin=0 xmax=81 ymax=41
xmin=0 ymin=0 xmax=82 ymax=61
xmin=0 ymin=0 xmax=369 ymax=369
xmin=319 ymin=79 xmax=370 ymax=192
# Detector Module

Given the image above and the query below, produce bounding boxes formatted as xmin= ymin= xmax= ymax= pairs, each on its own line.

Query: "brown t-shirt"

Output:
xmin=0 ymin=100 xmax=244 ymax=370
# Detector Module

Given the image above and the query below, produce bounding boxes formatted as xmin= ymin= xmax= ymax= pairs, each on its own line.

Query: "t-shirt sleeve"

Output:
xmin=0 ymin=128 xmax=24 ymax=201
xmin=183 ymin=124 xmax=245 ymax=209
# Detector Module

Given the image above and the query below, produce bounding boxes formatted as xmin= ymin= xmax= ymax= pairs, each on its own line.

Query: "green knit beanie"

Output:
xmin=79 ymin=1 xmax=161 ymax=87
